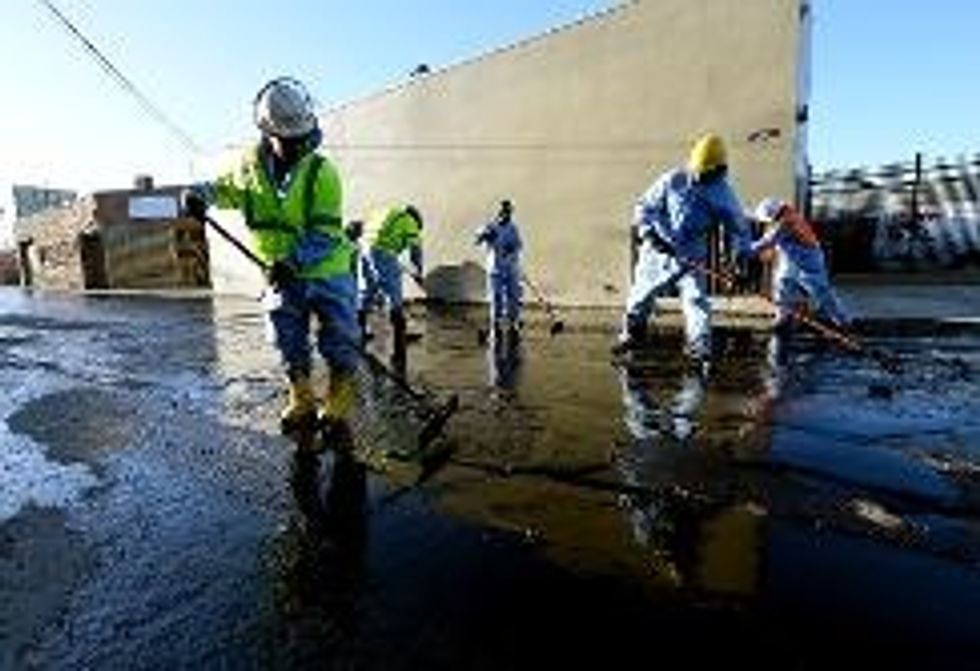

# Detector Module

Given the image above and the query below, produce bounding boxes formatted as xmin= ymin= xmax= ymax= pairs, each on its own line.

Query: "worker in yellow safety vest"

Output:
xmin=183 ymin=77 xmax=358 ymax=433
xmin=358 ymin=204 xmax=424 ymax=354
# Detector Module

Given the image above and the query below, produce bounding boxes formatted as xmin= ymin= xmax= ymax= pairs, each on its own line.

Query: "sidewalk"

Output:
xmin=838 ymin=279 xmax=980 ymax=323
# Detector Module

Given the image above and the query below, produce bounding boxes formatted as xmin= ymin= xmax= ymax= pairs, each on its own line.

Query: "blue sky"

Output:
xmin=810 ymin=0 xmax=979 ymax=171
xmin=0 ymin=0 xmax=977 ymax=196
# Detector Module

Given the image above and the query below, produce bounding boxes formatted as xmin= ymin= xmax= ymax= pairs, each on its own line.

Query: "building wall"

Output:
xmin=93 ymin=188 xmax=210 ymax=289
xmin=0 ymin=186 xmax=13 ymax=250
xmin=14 ymin=185 xmax=210 ymax=291
xmin=12 ymin=185 xmax=77 ymax=218
xmin=2 ymin=184 xmax=77 ymax=252
xmin=14 ymin=198 xmax=93 ymax=290
xmin=207 ymin=210 xmax=266 ymax=296
xmin=310 ymin=0 xmax=805 ymax=306
xmin=0 ymin=250 xmax=17 ymax=284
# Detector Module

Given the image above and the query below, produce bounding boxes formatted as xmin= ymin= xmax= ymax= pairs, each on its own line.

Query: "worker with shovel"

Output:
xmin=475 ymin=199 xmax=524 ymax=335
xmin=613 ymin=133 xmax=753 ymax=370
xmin=751 ymin=197 xmax=852 ymax=337
xmin=182 ymin=77 xmax=359 ymax=433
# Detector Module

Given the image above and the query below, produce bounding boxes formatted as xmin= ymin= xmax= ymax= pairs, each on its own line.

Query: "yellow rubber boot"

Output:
xmin=280 ymin=376 xmax=317 ymax=432
xmin=321 ymin=372 xmax=356 ymax=426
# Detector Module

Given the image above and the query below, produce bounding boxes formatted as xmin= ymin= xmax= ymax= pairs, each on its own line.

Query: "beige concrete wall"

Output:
xmin=318 ymin=0 xmax=805 ymax=306
xmin=208 ymin=209 xmax=266 ymax=296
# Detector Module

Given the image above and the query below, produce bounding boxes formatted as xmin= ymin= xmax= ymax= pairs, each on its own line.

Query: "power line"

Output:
xmin=35 ymin=0 xmax=202 ymax=156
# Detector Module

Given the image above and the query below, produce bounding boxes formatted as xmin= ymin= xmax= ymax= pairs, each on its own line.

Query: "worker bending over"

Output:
xmin=752 ymin=197 xmax=851 ymax=334
xmin=359 ymin=204 xmax=424 ymax=354
xmin=614 ymin=133 xmax=752 ymax=368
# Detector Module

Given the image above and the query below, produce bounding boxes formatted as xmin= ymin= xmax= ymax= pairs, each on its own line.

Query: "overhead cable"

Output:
xmin=36 ymin=0 xmax=202 ymax=155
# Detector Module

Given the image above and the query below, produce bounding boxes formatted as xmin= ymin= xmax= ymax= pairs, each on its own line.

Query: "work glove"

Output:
xmin=180 ymin=188 xmax=207 ymax=221
xmin=646 ymin=231 xmax=675 ymax=256
xmin=267 ymin=259 xmax=298 ymax=289
xmin=344 ymin=220 xmax=364 ymax=244
xmin=475 ymin=227 xmax=496 ymax=246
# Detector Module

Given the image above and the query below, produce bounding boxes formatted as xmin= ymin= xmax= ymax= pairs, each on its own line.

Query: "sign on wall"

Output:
xmin=128 ymin=196 xmax=178 ymax=220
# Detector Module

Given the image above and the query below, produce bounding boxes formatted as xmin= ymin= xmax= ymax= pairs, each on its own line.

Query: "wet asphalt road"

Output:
xmin=2 ymin=287 xmax=980 ymax=669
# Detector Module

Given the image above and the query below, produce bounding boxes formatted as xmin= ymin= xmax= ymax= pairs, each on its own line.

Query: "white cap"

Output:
xmin=755 ymin=197 xmax=787 ymax=223
xmin=253 ymin=78 xmax=317 ymax=139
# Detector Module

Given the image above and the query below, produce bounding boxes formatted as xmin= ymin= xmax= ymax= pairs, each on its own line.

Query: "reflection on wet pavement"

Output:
xmin=3 ymin=287 xmax=980 ymax=667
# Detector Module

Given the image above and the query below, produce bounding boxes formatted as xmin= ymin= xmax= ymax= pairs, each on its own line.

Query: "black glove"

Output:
xmin=180 ymin=188 xmax=207 ymax=221
xmin=267 ymin=259 xmax=298 ymax=289
xmin=345 ymin=220 xmax=364 ymax=243
xmin=646 ymin=232 xmax=675 ymax=256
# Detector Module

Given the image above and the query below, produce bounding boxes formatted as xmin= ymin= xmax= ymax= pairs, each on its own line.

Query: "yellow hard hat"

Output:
xmin=688 ymin=133 xmax=728 ymax=175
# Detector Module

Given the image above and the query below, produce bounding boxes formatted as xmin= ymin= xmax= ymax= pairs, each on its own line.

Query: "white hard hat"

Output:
xmin=755 ymin=197 xmax=787 ymax=223
xmin=253 ymin=77 xmax=317 ymax=139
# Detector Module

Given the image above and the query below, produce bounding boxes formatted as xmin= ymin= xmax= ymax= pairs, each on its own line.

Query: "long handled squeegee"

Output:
xmin=203 ymin=215 xmax=458 ymax=456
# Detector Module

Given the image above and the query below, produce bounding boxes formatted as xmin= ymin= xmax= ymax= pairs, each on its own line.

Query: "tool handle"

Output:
xmin=204 ymin=216 xmax=268 ymax=271
xmin=684 ymin=256 xmax=864 ymax=354
xmin=202 ymin=216 xmax=432 ymax=401
xmin=398 ymin=262 xmax=427 ymax=292
xmin=520 ymin=272 xmax=559 ymax=319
